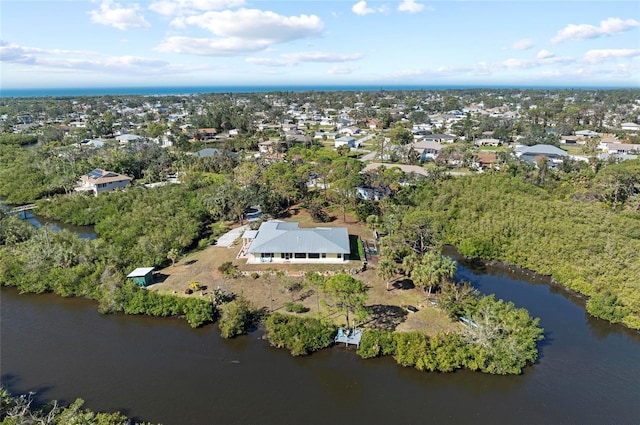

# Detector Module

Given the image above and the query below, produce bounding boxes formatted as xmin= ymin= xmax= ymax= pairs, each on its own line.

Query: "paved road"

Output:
xmin=359 ymin=150 xmax=377 ymax=162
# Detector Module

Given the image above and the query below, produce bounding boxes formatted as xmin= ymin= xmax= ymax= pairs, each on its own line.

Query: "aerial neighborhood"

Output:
xmin=1 ymin=88 xmax=639 ymax=382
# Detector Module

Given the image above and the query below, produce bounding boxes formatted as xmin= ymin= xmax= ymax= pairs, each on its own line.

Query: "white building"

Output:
xmin=75 ymin=169 xmax=131 ymax=195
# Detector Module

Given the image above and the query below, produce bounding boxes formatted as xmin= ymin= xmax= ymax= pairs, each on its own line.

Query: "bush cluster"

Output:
xmin=264 ymin=313 xmax=336 ymax=356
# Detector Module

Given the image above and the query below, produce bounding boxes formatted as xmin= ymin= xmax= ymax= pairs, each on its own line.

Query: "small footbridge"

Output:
xmin=7 ymin=204 xmax=37 ymax=218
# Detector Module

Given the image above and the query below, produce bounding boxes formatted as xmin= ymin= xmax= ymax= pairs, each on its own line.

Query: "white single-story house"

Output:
xmin=410 ymin=141 xmax=446 ymax=162
xmin=423 ymin=133 xmax=456 ymax=143
xmin=516 ymin=144 xmax=569 ymax=165
xmin=116 ymin=134 xmax=143 ymax=144
xmin=474 ymin=138 xmax=502 ymax=147
xmin=603 ymin=143 xmax=640 ymax=155
xmin=242 ymin=221 xmax=350 ymax=264
xmin=335 ymin=136 xmax=360 ymax=150
xmin=75 ymin=169 xmax=131 ymax=195
xmin=620 ymin=122 xmax=640 ymax=131
xmin=574 ymin=129 xmax=600 ymax=138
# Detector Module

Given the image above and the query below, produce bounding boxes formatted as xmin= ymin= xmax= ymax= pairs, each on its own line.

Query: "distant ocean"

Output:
xmin=0 ymin=84 xmax=623 ymax=98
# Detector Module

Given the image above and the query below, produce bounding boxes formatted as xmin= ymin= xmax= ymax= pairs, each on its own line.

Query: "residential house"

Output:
xmin=602 ymin=143 xmax=640 ymax=155
xmin=423 ymin=133 xmax=456 ymax=144
xmin=116 ymin=134 xmax=143 ymax=144
xmin=196 ymin=128 xmax=217 ymax=140
xmin=473 ymin=152 xmax=497 ymax=170
xmin=193 ymin=148 xmax=238 ymax=159
xmin=339 ymin=126 xmax=362 ymax=136
xmin=242 ymin=221 xmax=350 ymax=264
xmin=474 ymin=138 xmax=501 ymax=147
xmin=410 ymin=141 xmax=446 ymax=162
xmin=335 ymin=136 xmax=360 ymax=150
xmin=516 ymin=144 xmax=569 ymax=165
xmin=362 ymin=163 xmax=430 ymax=178
xmin=621 ymin=122 xmax=640 ymax=132
xmin=75 ymin=169 xmax=131 ymax=195
xmin=574 ymin=129 xmax=600 ymax=138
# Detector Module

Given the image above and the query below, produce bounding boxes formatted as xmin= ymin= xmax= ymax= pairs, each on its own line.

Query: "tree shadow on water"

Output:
xmin=535 ymin=330 xmax=554 ymax=364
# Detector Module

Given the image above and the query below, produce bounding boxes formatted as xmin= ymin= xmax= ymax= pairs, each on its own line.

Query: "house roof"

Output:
xmin=127 ymin=267 xmax=155 ymax=278
xmin=411 ymin=141 xmax=446 ymax=151
xmin=80 ymin=169 xmax=131 ymax=184
xmin=520 ymin=144 xmax=569 ymax=157
xmin=248 ymin=221 xmax=350 ymax=254
xmin=116 ymin=134 xmax=142 ymax=142
xmin=193 ymin=148 xmax=238 ymax=158
xmin=424 ymin=133 xmax=456 ymax=140
xmin=362 ymin=162 xmax=430 ymax=177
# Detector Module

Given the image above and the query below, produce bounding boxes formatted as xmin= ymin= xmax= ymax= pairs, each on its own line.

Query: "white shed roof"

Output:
xmin=127 ymin=267 xmax=155 ymax=278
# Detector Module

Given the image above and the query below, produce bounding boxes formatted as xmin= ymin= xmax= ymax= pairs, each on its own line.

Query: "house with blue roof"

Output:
xmin=242 ymin=221 xmax=350 ymax=264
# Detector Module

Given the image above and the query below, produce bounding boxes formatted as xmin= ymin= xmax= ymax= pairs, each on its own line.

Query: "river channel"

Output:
xmin=2 ymin=255 xmax=640 ymax=424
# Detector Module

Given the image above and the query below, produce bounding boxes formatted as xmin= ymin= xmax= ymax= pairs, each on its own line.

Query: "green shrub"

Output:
xmin=357 ymin=329 xmax=396 ymax=359
xmin=218 ymin=297 xmax=254 ymax=338
xmin=265 ymin=313 xmax=336 ymax=356
xmin=218 ymin=261 xmax=239 ymax=279
xmin=283 ymin=302 xmax=309 ymax=313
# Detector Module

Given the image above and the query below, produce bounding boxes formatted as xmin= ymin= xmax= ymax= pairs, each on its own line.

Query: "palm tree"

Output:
xmin=414 ymin=252 xmax=457 ymax=296
xmin=377 ymin=258 xmax=396 ymax=291
xmin=401 ymin=253 xmax=420 ymax=278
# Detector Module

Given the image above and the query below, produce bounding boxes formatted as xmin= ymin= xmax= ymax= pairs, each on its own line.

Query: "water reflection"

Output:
xmin=24 ymin=212 xmax=97 ymax=240
xmin=3 ymin=248 xmax=640 ymax=425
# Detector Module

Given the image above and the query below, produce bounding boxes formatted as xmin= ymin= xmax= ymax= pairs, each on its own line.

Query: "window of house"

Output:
xmin=308 ymin=253 xmax=320 ymax=259
xmin=294 ymin=253 xmax=306 ymax=259
xmin=321 ymin=253 xmax=326 ymax=258
xmin=337 ymin=253 xmax=342 ymax=258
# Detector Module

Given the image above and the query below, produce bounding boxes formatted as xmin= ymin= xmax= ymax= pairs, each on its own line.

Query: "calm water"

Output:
xmin=2 ymin=258 xmax=640 ymax=425
xmin=25 ymin=212 xmax=97 ymax=240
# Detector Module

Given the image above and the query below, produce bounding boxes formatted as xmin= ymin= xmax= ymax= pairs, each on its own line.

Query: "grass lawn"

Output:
xmin=150 ymin=208 xmax=459 ymax=335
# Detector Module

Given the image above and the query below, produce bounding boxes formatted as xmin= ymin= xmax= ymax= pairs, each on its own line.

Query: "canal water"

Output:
xmin=2 ymin=258 xmax=640 ymax=424
xmin=24 ymin=212 xmax=97 ymax=240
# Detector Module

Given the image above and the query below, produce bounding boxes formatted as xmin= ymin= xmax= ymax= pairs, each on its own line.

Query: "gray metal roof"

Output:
xmin=248 ymin=221 xmax=350 ymax=254
xmin=521 ymin=144 xmax=568 ymax=156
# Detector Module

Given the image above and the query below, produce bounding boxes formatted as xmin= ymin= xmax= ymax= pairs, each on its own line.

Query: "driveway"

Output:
xmin=216 ymin=224 xmax=249 ymax=247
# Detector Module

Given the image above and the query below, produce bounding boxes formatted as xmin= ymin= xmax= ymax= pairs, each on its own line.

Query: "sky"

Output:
xmin=1 ymin=0 xmax=639 ymax=89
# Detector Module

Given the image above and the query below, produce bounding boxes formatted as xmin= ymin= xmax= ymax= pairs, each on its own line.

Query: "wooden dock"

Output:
xmin=335 ymin=328 xmax=363 ymax=348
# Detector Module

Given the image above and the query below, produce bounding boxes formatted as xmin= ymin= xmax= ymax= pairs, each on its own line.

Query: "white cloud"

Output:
xmin=0 ymin=41 xmax=93 ymax=64
xmin=245 ymin=57 xmax=290 ymax=67
xmin=583 ymin=49 xmax=640 ymax=64
xmin=551 ymin=17 xmax=640 ymax=44
xmin=285 ymin=51 xmax=363 ymax=63
xmin=171 ymin=9 xmax=323 ymax=42
xmin=161 ymin=8 xmax=324 ymax=56
xmin=502 ymin=52 xmax=573 ymax=69
xmin=89 ymin=0 xmax=150 ymax=30
xmin=247 ymin=51 xmax=363 ymax=67
xmin=156 ymin=36 xmax=271 ymax=56
xmin=536 ymin=49 xmax=555 ymax=60
xmin=397 ymin=0 xmax=425 ymax=14
xmin=0 ymin=41 xmax=179 ymax=76
xmin=149 ymin=0 xmax=244 ymax=17
xmin=328 ymin=66 xmax=357 ymax=75
xmin=352 ymin=1 xmax=385 ymax=16
xmin=510 ymin=39 xmax=534 ymax=50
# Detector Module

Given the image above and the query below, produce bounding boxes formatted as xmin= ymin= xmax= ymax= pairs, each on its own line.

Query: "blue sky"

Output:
xmin=1 ymin=0 xmax=639 ymax=88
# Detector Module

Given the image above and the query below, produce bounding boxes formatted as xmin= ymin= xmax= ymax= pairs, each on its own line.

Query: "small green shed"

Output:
xmin=126 ymin=267 xmax=155 ymax=287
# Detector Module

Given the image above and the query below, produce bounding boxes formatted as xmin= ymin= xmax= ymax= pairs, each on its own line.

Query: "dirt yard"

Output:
xmin=149 ymin=210 xmax=457 ymax=335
